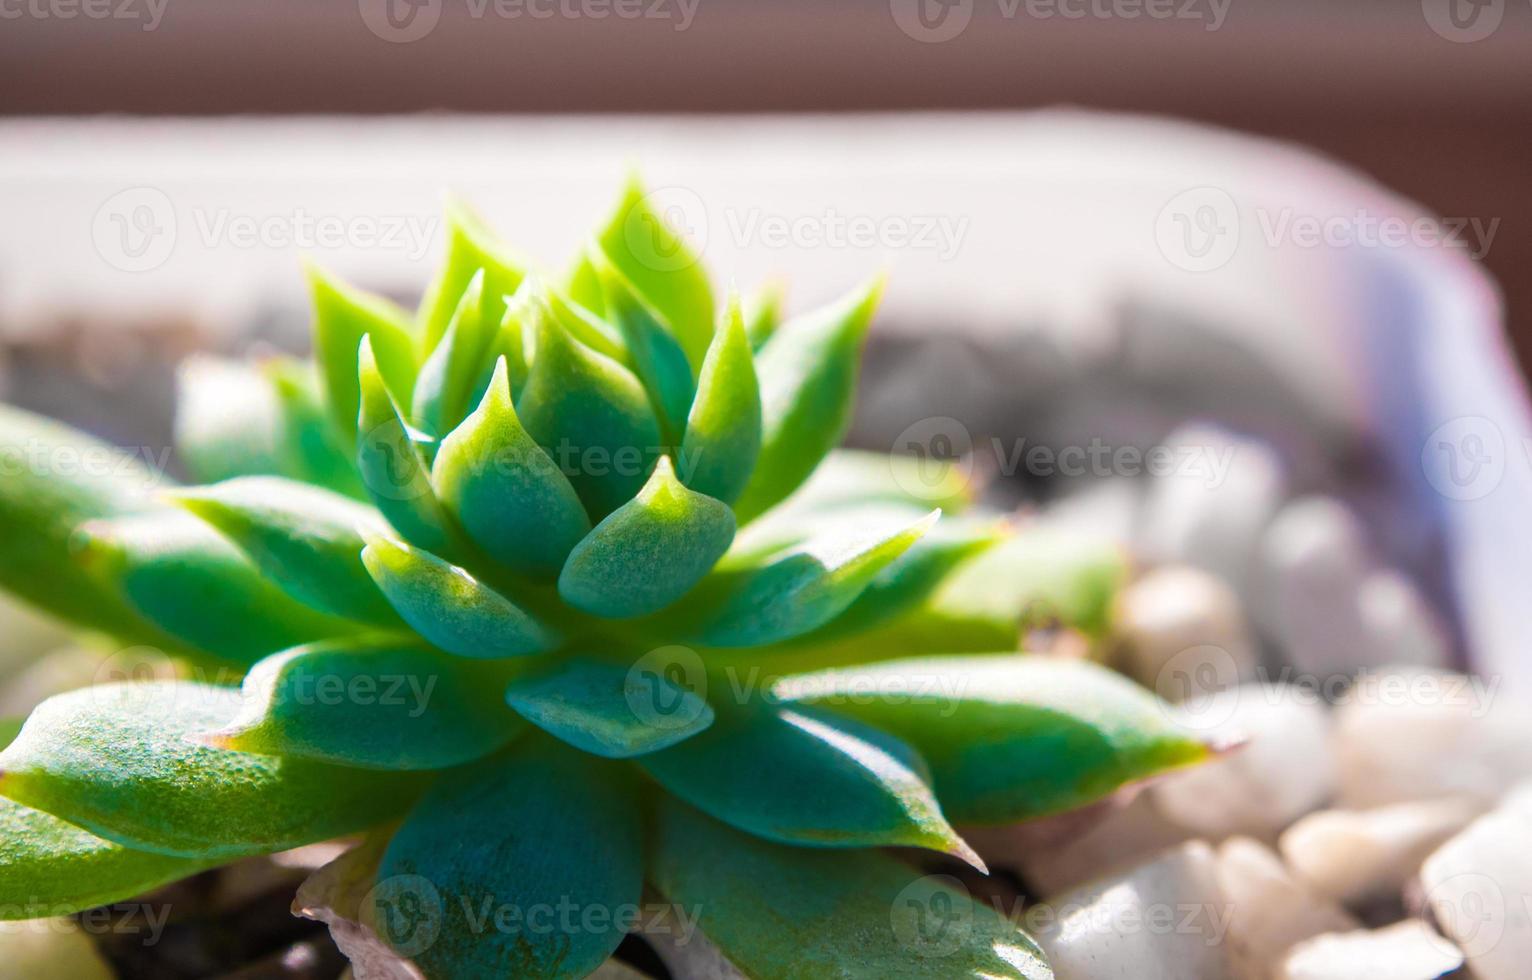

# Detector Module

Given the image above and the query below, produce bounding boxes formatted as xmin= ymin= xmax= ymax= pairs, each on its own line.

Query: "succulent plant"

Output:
xmin=0 ymin=179 xmax=1214 ymax=979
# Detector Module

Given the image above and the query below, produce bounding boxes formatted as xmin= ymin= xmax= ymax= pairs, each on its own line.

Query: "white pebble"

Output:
xmin=1153 ymin=683 xmax=1333 ymax=840
xmin=1030 ymin=842 xmax=1238 ymax=979
xmin=1357 ymin=570 xmax=1451 ymax=670
xmin=1334 ymin=668 xmax=1532 ymax=808
xmin=1278 ymin=920 xmax=1463 ymax=980
xmin=1215 ymin=837 xmax=1356 ymax=980
xmin=1258 ymin=496 xmax=1375 ymax=676
xmin=1112 ymin=565 xmax=1257 ymax=700
xmin=1278 ymin=797 xmax=1483 ymax=907
xmin=1420 ymin=806 xmax=1532 ymax=980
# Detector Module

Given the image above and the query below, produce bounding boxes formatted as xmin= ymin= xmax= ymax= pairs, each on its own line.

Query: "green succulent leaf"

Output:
xmin=777 ymin=448 xmax=976 ymax=518
xmin=732 ymin=277 xmax=884 ymax=523
xmin=641 ymin=702 xmax=979 ymax=865
xmin=557 ymin=456 xmax=735 ymax=620
xmin=413 ymin=270 xmax=499 ymax=440
xmin=375 ymin=737 xmax=642 ymax=980
xmin=595 ymin=257 xmax=696 ymax=444
xmin=169 ymin=476 xmax=399 ymax=626
xmin=356 ymin=336 xmax=458 ymax=555
xmin=417 ymin=197 xmax=525 ymax=354
xmin=204 ymin=638 xmax=523 ymax=771
xmin=649 ymin=798 xmax=1052 ymax=980
xmin=743 ymin=280 xmax=784 ymax=352
xmin=775 ymin=655 xmax=1213 ymax=825
xmin=515 ymin=301 xmax=662 ymax=520
xmin=677 ymin=294 xmax=761 ymax=506
xmin=430 ymin=357 xmax=590 ymax=580
xmin=307 ymin=262 xmax=419 ymax=448
xmin=542 ymin=283 xmax=630 ymax=366
xmin=0 ymin=682 xmax=428 ymax=859
xmin=563 ymin=250 xmax=605 ymax=315
xmin=596 ymin=175 xmax=714 ymax=370
xmin=75 ymin=510 xmax=352 ymax=664
xmin=361 ymin=532 xmax=559 ymax=658
xmin=504 ymin=656 xmax=712 ymax=758
xmin=685 ymin=509 xmax=938 ymax=647
xmin=0 ymin=405 xmax=169 ymax=640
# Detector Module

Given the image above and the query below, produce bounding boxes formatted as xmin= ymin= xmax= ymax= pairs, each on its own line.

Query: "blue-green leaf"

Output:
xmin=649 ymin=798 xmax=1051 ymax=979
xmin=641 ymin=703 xmax=978 ymax=864
xmin=732 ymin=277 xmax=884 ymax=522
xmin=504 ymin=656 xmax=712 ymax=758
xmin=775 ymin=655 xmax=1213 ymax=824
xmin=374 ymin=737 xmax=642 ymax=979
xmin=75 ymin=511 xmax=353 ymax=664
xmin=204 ymin=638 xmax=523 ymax=770
xmin=0 ymin=682 xmax=428 ymax=858
xmin=558 ymin=456 xmax=735 ymax=619
xmin=431 ymin=358 xmax=590 ymax=580
xmin=361 ymin=532 xmax=559 ymax=658
xmin=413 ymin=270 xmax=498 ymax=440
xmin=356 ymin=336 xmax=458 ymax=555
xmin=0 ymin=405 xmax=169 ymax=641
xmin=684 ymin=509 xmax=938 ymax=647
xmin=595 ymin=175 xmax=714 ymax=371
xmin=306 ymin=262 xmax=419 ymax=448
xmin=515 ymin=302 xmax=662 ymax=520
xmin=417 ymin=198 xmax=525 ymax=354
xmin=595 ymin=257 xmax=696 ymax=444
xmin=170 ymin=476 xmax=399 ymax=626
xmin=677 ymin=294 xmax=761 ymax=505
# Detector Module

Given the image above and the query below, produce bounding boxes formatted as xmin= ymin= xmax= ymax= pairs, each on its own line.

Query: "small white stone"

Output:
xmin=1215 ymin=837 xmax=1356 ymax=980
xmin=1334 ymin=668 xmax=1532 ymax=808
xmin=1138 ymin=423 xmax=1287 ymax=598
xmin=1357 ymin=570 xmax=1451 ymax=670
xmin=1278 ymin=797 xmax=1483 ymax=907
xmin=1045 ymin=479 xmax=1144 ymax=549
xmin=1420 ymin=806 xmax=1532 ymax=980
xmin=1112 ymin=565 xmax=1257 ymax=701
xmin=1278 ymin=920 xmax=1463 ymax=980
xmin=1258 ymin=496 xmax=1376 ymax=676
xmin=1152 ymin=683 xmax=1333 ymax=840
xmin=1030 ymin=842 xmax=1238 ymax=980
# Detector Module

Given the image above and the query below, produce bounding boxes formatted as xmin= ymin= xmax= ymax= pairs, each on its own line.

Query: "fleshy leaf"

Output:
xmin=732 ymin=277 xmax=884 ymax=522
xmin=778 ymin=448 xmax=976 ymax=517
xmin=641 ymin=703 xmax=979 ymax=865
xmin=595 ymin=257 xmax=696 ymax=445
xmin=203 ymin=638 xmax=523 ymax=770
xmin=775 ymin=655 xmax=1213 ymax=824
xmin=356 ymin=336 xmax=457 ymax=555
xmin=170 ymin=476 xmax=399 ymax=625
xmin=596 ymin=175 xmax=714 ymax=370
xmin=75 ymin=510 xmax=352 ymax=664
xmin=265 ymin=359 xmax=370 ymax=498
xmin=417 ymin=197 xmax=525 ymax=354
xmin=307 ymin=262 xmax=419 ymax=448
xmin=413 ymin=270 xmax=498 ymax=439
xmin=649 ymin=798 xmax=1052 ymax=980
xmin=374 ymin=737 xmax=642 ymax=979
xmin=563 ymin=249 xmax=605 ymax=315
xmin=430 ymin=357 xmax=590 ymax=580
xmin=558 ymin=456 xmax=735 ymax=619
xmin=684 ymin=509 xmax=938 ymax=647
xmin=515 ymin=302 xmax=662 ymax=520
xmin=0 ymin=682 xmax=428 ymax=858
xmin=361 ymin=532 xmax=559 ymax=658
xmin=543 ymin=283 xmax=629 ymax=365
xmin=743 ymin=280 xmax=784 ymax=352
xmin=504 ymin=656 xmax=712 ymax=758
xmin=677 ymin=294 xmax=761 ymax=505
xmin=0 ymin=405 xmax=169 ymax=640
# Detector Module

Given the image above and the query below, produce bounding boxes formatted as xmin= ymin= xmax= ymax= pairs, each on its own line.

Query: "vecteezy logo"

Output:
xmin=625 ymin=645 xmax=708 ymax=730
xmin=1422 ymin=416 xmax=1505 ymax=501
xmin=1421 ymin=0 xmax=1504 ymax=42
xmin=621 ymin=185 xmax=708 ymax=273
xmin=889 ymin=0 xmax=973 ymax=42
xmin=889 ymin=416 xmax=974 ymax=503
xmin=364 ymin=874 xmax=444 ymax=957
xmin=358 ymin=0 xmax=443 ymax=42
xmin=891 ymin=875 xmax=973 ymax=957
xmin=1154 ymin=186 xmax=1240 ymax=273
xmin=92 ymin=187 xmax=176 ymax=273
